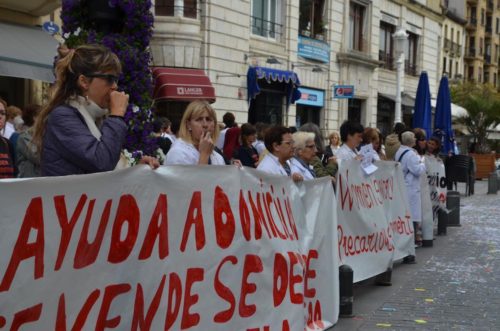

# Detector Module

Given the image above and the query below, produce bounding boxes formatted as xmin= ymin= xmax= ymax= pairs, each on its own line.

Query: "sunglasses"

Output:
xmin=85 ymin=73 xmax=120 ymax=85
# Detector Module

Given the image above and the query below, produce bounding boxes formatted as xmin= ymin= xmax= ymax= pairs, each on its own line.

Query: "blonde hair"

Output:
xmin=178 ymin=100 xmax=219 ymax=144
xmin=33 ymin=44 xmax=122 ymax=152
xmin=292 ymin=131 xmax=315 ymax=151
xmin=328 ymin=131 xmax=340 ymax=145
xmin=6 ymin=106 xmax=22 ymax=121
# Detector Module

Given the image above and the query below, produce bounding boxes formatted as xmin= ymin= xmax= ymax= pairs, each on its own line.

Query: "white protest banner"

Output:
xmin=336 ymin=160 xmax=415 ymax=282
xmin=425 ymin=155 xmax=447 ymax=221
xmin=0 ymin=166 xmax=338 ymax=330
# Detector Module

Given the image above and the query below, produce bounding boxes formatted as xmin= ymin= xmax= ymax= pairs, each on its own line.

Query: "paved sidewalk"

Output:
xmin=333 ymin=180 xmax=500 ymax=330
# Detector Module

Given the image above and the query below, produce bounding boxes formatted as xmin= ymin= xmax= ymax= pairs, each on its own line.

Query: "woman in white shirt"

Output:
xmin=289 ymin=132 xmax=317 ymax=180
xmin=166 ymin=100 xmax=225 ymax=165
xmin=336 ymin=120 xmax=364 ymax=162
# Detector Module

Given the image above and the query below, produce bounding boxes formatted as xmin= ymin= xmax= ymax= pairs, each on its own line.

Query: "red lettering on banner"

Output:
xmin=304 ymin=249 xmax=318 ymax=298
xmin=247 ymin=192 xmax=271 ymax=239
xmin=284 ymin=198 xmax=299 ymax=240
xmin=10 ymin=303 xmax=42 ymax=331
xmin=180 ymin=268 xmax=204 ymax=329
xmin=213 ymin=256 xmax=237 ymax=323
xmin=306 ymin=300 xmax=324 ymax=329
xmin=214 ymin=186 xmax=236 ymax=249
xmin=108 ymin=195 xmax=140 ymax=263
xmin=338 ymin=170 xmax=354 ymax=211
xmin=56 ymin=290 xmax=101 ymax=331
xmin=74 ymin=199 xmax=112 ymax=269
xmin=54 ymin=194 xmax=87 ymax=271
xmin=165 ymin=273 xmax=182 ymax=330
xmin=132 ymin=275 xmax=166 ymax=331
xmin=274 ymin=195 xmax=293 ymax=240
xmin=180 ymin=192 xmax=205 ymax=252
xmin=337 ymin=221 xmax=406 ymax=261
xmin=239 ymin=255 xmax=263 ymax=318
xmin=272 ymin=253 xmax=288 ymax=307
xmin=239 ymin=191 xmax=252 ymax=241
xmin=264 ymin=192 xmax=287 ymax=240
xmin=287 ymin=252 xmax=303 ymax=304
xmin=139 ymin=194 xmax=169 ymax=260
xmin=0 ymin=197 xmax=44 ymax=292
xmin=95 ymin=283 xmax=131 ymax=330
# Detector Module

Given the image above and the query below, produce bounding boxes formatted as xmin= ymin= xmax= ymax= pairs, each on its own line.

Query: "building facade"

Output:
xmin=464 ymin=0 xmax=500 ymax=87
xmin=150 ymin=0 xmax=446 ymax=135
xmin=441 ymin=1 xmax=467 ymax=83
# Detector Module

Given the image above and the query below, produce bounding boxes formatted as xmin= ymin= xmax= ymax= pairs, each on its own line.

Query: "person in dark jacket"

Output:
xmin=234 ymin=123 xmax=259 ymax=168
xmin=33 ymin=44 xmax=158 ymax=176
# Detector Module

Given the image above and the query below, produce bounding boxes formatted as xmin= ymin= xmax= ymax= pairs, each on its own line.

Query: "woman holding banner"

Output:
xmin=165 ymin=100 xmax=226 ymax=165
xmin=34 ymin=44 xmax=158 ymax=176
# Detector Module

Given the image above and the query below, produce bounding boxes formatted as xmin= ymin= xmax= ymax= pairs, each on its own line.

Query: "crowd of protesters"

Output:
xmin=0 ymin=44 xmax=449 ymax=258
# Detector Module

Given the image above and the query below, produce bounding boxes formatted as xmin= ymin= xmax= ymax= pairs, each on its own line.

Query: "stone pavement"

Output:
xmin=333 ymin=180 xmax=500 ymax=330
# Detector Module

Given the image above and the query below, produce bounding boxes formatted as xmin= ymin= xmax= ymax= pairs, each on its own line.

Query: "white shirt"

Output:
xmin=1 ymin=122 xmax=15 ymax=139
xmin=257 ymin=153 xmax=289 ymax=176
xmin=165 ymin=138 xmax=225 ymax=165
xmin=289 ymin=157 xmax=315 ymax=180
xmin=336 ymin=144 xmax=359 ymax=161
xmin=215 ymin=128 xmax=228 ymax=150
xmin=253 ymin=140 xmax=266 ymax=155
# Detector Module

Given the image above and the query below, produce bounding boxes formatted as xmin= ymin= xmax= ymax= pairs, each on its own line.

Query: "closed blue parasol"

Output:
xmin=434 ymin=75 xmax=455 ymax=154
xmin=412 ymin=71 xmax=432 ymax=138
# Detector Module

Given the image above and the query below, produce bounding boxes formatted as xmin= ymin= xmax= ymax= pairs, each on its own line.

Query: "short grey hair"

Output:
xmin=401 ymin=131 xmax=416 ymax=146
xmin=292 ymin=131 xmax=315 ymax=151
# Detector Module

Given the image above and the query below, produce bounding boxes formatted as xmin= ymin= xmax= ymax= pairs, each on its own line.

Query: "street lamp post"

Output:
xmin=393 ymin=27 xmax=408 ymax=125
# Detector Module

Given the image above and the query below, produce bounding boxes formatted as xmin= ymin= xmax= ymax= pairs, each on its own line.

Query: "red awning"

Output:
xmin=152 ymin=67 xmax=216 ymax=103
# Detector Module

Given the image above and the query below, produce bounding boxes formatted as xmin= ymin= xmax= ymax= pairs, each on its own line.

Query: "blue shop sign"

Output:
xmin=333 ymin=85 xmax=355 ymax=99
xmin=297 ymin=36 xmax=330 ymax=63
xmin=296 ymin=87 xmax=324 ymax=107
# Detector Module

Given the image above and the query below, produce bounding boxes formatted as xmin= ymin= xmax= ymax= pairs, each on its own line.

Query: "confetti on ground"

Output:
xmin=457 ymin=289 xmax=466 ymax=294
xmin=415 ymin=319 xmax=427 ymax=324
xmin=449 ymin=281 xmax=460 ymax=285
xmin=381 ymin=307 xmax=397 ymax=312
xmin=352 ymin=316 xmax=364 ymax=320
xmin=425 ymin=298 xmax=434 ymax=302
xmin=376 ymin=323 xmax=392 ymax=328
xmin=414 ymin=288 xmax=426 ymax=291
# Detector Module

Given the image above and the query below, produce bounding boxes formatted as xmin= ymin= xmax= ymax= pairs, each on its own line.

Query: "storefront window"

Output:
xmin=248 ymin=80 xmax=285 ymax=125
xmin=348 ymin=98 xmax=362 ymax=124
xmin=299 ymin=0 xmax=326 ymax=40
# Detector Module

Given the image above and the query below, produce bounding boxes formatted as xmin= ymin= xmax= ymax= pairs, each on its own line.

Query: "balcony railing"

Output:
xmin=378 ymin=51 xmax=394 ymax=70
xmin=486 ymin=25 xmax=493 ymax=34
xmin=452 ymin=42 xmax=462 ymax=56
xmin=155 ymin=4 xmax=199 ymax=19
xmin=466 ymin=47 xmax=476 ymax=57
xmin=405 ymin=63 xmax=417 ymax=76
xmin=251 ymin=16 xmax=283 ymax=40
xmin=444 ymin=38 xmax=452 ymax=51
xmin=485 ymin=54 xmax=492 ymax=64
xmin=467 ymin=17 xmax=478 ymax=29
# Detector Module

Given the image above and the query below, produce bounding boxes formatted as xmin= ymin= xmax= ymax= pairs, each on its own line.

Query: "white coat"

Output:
xmin=257 ymin=153 xmax=289 ymax=176
xmin=289 ymin=157 xmax=315 ymax=180
xmin=165 ymin=138 xmax=225 ymax=165
xmin=395 ymin=146 xmax=426 ymax=222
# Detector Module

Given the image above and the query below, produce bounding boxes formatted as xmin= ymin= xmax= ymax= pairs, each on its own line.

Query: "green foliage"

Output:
xmin=451 ymin=82 xmax=500 ymax=153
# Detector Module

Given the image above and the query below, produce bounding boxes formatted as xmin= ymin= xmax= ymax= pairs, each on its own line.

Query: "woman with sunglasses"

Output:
xmin=33 ymin=44 xmax=157 ymax=176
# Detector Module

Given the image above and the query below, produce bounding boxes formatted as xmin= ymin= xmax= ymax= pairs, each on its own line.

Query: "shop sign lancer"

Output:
xmin=176 ymin=86 xmax=204 ymax=95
